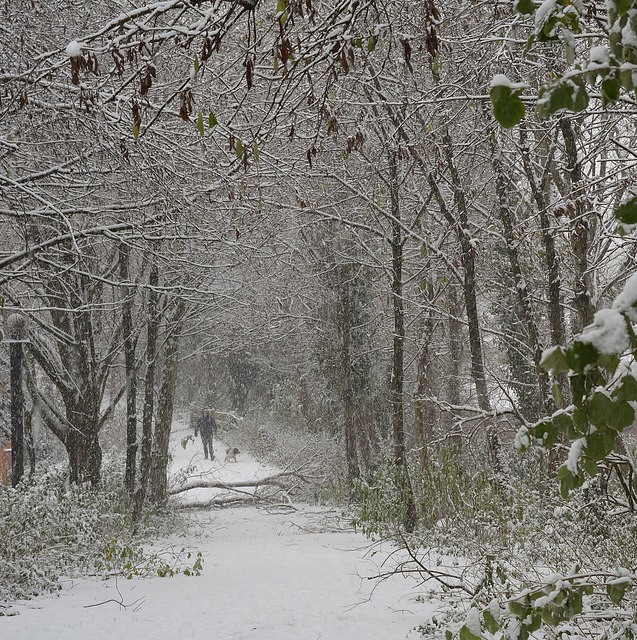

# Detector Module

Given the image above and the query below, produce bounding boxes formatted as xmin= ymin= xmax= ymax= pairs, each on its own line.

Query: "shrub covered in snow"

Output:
xmin=0 ymin=455 xmax=198 ymax=609
xmin=353 ymin=443 xmax=637 ymax=639
xmin=222 ymin=413 xmax=349 ymax=504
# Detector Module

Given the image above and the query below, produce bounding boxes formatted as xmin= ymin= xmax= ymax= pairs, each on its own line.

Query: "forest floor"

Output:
xmin=1 ymin=416 xmax=439 ymax=639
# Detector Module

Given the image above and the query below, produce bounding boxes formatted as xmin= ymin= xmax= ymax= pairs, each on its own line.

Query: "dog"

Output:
xmin=225 ymin=447 xmax=240 ymax=463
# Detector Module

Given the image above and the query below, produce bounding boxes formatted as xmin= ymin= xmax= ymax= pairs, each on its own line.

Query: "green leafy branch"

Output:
xmin=490 ymin=0 xmax=637 ymax=126
xmin=451 ymin=570 xmax=635 ymax=640
xmin=444 ymin=205 xmax=637 ymax=640
xmin=100 ymin=540 xmax=204 ymax=579
xmin=509 ymin=188 xmax=637 ymax=498
xmin=517 ymin=337 xmax=637 ymax=498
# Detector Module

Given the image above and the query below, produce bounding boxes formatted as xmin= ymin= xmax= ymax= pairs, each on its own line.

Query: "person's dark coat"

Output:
xmin=195 ymin=412 xmax=217 ymax=437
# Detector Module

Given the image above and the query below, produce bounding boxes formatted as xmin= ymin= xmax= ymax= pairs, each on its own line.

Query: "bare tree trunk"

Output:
xmin=335 ymin=265 xmax=360 ymax=483
xmin=519 ymin=124 xmax=571 ymax=404
xmin=440 ymin=129 xmax=491 ymax=412
xmin=66 ymin=424 xmax=102 ymax=486
xmin=446 ymin=283 xmax=463 ymax=449
xmin=23 ymin=257 xmax=122 ymax=485
xmin=25 ymin=343 xmax=105 ymax=486
xmin=149 ymin=300 xmax=186 ymax=505
xmin=132 ymin=260 xmax=159 ymax=522
xmin=413 ymin=337 xmax=435 ymax=473
xmin=355 ymin=401 xmax=381 ymax=475
xmin=389 ymin=150 xmax=417 ymax=533
xmin=297 ymin=367 xmax=311 ymax=431
xmin=119 ymin=242 xmax=138 ymax=499
xmin=490 ymin=132 xmax=550 ymax=417
xmin=559 ymin=117 xmax=596 ymax=332
xmin=24 ymin=408 xmax=35 ymax=478
xmin=413 ymin=283 xmax=437 ymax=472
xmin=431 ymin=128 xmax=506 ymax=481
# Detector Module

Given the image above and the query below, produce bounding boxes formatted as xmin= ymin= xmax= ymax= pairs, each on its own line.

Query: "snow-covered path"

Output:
xmin=2 ymin=418 xmax=436 ymax=639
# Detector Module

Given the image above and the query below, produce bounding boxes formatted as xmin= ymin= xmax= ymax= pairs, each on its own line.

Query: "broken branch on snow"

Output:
xmin=168 ymin=470 xmax=308 ymax=508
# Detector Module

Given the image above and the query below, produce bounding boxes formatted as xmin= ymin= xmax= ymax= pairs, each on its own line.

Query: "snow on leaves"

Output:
xmin=536 ymin=74 xmax=589 ymax=118
xmin=516 ymin=271 xmax=637 ymax=499
xmin=491 ymin=0 xmax=637 ymax=127
xmin=489 ymin=75 xmax=527 ymax=129
xmin=450 ymin=571 xmax=636 ymax=640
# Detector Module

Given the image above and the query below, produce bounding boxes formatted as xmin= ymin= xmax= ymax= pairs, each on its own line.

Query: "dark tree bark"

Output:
xmin=446 ymin=284 xmax=464 ymax=449
xmin=119 ymin=242 xmax=139 ymax=499
xmin=431 ymin=128 xmax=506 ymax=481
xmin=413 ymin=322 xmax=436 ymax=473
xmin=520 ymin=124 xmax=571 ymax=404
xmin=24 ymin=408 xmax=35 ymax=478
xmin=10 ymin=339 xmax=24 ymax=487
xmin=490 ymin=132 xmax=550 ymax=417
xmin=440 ymin=129 xmax=491 ymax=412
xmin=355 ymin=401 xmax=382 ymax=474
xmin=66 ymin=427 xmax=102 ymax=485
xmin=559 ymin=117 xmax=596 ymax=332
xmin=148 ymin=300 xmax=186 ymax=506
xmin=24 ymin=264 xmax=121 ymax=485
xmin=132 ymin=260 xmax=160 ymax=522
xmin=334 ymin=264 xmax=360 ymax=483
xmin=389 ymin=150 xmax=417 ymax=532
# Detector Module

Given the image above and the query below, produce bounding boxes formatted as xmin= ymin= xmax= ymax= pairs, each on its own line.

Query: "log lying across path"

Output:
xmin=168 ymin=470 xmax=308 ymax=508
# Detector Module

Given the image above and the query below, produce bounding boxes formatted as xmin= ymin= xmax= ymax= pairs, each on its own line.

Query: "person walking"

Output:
xmin=195 ymin=409 xmax=217 ymax=460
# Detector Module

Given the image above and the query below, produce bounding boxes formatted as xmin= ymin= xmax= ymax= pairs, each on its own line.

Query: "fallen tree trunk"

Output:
xmin=168 ymin=470 xmax=308 ymax=508
xmin=169 ymin=470 xmax=305 ymax=495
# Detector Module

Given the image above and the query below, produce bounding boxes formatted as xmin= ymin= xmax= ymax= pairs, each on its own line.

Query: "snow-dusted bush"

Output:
xmin=0 ymin=455 xmax=199 ymax=609
xmin=222 ymin=414 xmax=349 ymax=504
xmin=352 ymin=446 xmax=508 ymax=548
xmin=353 ymin=270 xmax=637 ymax=638
xmin=352 ymin=443 xmax=637 ymax=639
xmin=0 ymin=459 xmax=119 ymax=604
xmin=352 ymin=462 xmax=425 ymax=539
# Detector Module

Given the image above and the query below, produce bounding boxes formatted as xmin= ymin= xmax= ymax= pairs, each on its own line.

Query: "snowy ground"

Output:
xmin=2 ymin=418 xmax=439 ymax=639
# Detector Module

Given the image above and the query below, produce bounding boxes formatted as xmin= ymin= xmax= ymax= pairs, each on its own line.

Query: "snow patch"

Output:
xmin=488 ymin=598 xmax=501 ymax=622
xmin=490 ymin=74 xmax=528 ymax=90
xmin=535 ymin=0 xmax=557 ymax=28
xmin=65 ymin=40 xmax=83 ymax=57
xmin=613 ymin=272 xmax=637 ymax=323
xmin=465 ymin=608 xmax=482 ymax=636
xmin=622 ymin=20 xmax=637 ymax=48
xmin=579 ymin=308 xmax=630 ymax=355
xmin=589 ymin=45 xmax=610 ymax=70
xmin=566 ymin=438 xmax=586 ymax=474
xmin=1 ymin=416 xmax=434 ymax=639
xmin=515 ymin=425 xmax=530 ymax=450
